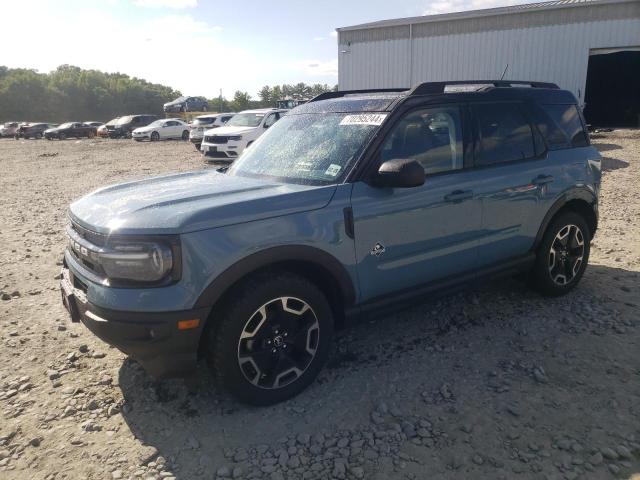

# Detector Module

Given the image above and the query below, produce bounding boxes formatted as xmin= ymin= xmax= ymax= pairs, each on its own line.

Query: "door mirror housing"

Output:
xmin=371 ymin=158 xmax=425 ymax=188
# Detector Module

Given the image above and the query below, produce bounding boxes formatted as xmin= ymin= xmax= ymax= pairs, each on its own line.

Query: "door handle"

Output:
xmin=444 ymin=190 xmax=473 ymax=203
xmin=532 ymin=174 xmax=554 ymax=185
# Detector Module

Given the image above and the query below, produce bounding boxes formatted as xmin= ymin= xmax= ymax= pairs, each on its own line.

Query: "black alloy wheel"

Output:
xmin=529 ymin=211 xmax=590 ymax=296
xmin=548 ymin=224 xmax=585 ymax=286
xmin=207 ymin=272 xmax=333 ymax=405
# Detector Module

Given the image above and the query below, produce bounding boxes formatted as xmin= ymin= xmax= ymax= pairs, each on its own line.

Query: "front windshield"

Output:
xmin=59 ymin=122 xmax=73 ymax=128
xmin=228 ymin=112 xmax=385 ymax=185
xmin=147 ymin=120 xmax=164 ymax=127
xmin=116 ymin=116 xmax=133 ymax=125
xmin=226 ymin=113 xmax=264 ymax=127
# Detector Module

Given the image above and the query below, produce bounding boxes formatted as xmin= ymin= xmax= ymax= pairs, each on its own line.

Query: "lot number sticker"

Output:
xmin=340 ymin=114 xmax=387 ymax=126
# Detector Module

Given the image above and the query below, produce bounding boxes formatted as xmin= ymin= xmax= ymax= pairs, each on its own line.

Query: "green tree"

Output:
xmin=229 ymin=91 xmax=251 ymax=112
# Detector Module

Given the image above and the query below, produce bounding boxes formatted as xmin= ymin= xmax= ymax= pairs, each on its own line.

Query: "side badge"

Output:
xmin=370 ymin=242 xmax=386 ymax=257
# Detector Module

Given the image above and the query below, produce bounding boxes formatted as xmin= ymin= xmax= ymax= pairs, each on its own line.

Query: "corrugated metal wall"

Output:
xmin=338 ymin=6 xmax=640 ymax=103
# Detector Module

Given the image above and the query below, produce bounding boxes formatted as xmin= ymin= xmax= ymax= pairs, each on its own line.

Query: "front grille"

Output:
xmin=71 ymin=221 xmax=106 ymax=247
xmin=204 ymin=135 xmax=228 ymax=144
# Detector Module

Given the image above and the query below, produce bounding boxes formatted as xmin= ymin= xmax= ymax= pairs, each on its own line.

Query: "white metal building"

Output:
xmin=337 ymin=0 xmax=640 ymax=126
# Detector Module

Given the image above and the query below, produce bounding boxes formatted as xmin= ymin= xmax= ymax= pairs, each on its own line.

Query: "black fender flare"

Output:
xmin=193 ymin=245 xmax=357 ymax=310
xmin=533 ymin=187 xmax=598 ymax=250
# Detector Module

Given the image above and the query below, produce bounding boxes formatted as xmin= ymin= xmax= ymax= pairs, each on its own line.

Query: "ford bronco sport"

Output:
xmin=60 ymin=80 xmax=601 ymax=405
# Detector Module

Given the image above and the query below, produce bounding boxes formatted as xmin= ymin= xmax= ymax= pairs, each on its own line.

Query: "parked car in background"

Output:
xmin=164 ymin=96 xmax=208 ymax=113
xmin=200 ymin=108 xmax=287 ymax=161
xmin=132 ymin=118 xmax=190 ymax=142
xmin=97 ymin=117 xmax=120 ymax=138
xmin=15 ymin=123 xmax=54 ymax=139
xmin=45 ymin=122 xmax=97 ymax=140
xmin=0 ymin=122 xmax=20 ymax=138
xmin=106 ymin=115 xmax=158 ymax=138
xmin=189 ymin=113 xmax=235 ymax=150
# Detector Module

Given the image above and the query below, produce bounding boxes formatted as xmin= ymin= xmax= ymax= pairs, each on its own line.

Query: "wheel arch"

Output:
xmin=194 ymin=246 xmax=356 ymax=343
xmin=533 ymin=188 xmax=598 ymax=250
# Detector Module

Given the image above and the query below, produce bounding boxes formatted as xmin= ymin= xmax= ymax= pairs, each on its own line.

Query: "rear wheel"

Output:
xmin=88 ymin=130 xmax=95 ymax=139
xmin=150 ymin=131 xmax=160 ymax=142
xmin=181 ymin=130 xmax=189 ymax=141
xmin=206 ymin=272 xmax=333 ymax=405
xmin=59 ymin=133 xmax=66 ymax=140
xmin=35 ymin=132 xmax=43 ymax=139
xmin=529 ymin=211 xmax=590 ymax=296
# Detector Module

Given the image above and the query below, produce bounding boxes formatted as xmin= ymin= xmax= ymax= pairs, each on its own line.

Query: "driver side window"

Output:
xmin=381 ymin=106 xmax=464 ymax=175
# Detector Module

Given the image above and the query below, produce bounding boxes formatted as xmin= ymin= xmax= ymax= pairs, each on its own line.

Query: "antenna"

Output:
xmin=500 ymin=64 xmax=509 ymax=81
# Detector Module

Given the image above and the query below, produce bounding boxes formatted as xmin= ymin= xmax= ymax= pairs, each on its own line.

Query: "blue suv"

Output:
xmin=60 ymin=80 xmax=601 ymax=405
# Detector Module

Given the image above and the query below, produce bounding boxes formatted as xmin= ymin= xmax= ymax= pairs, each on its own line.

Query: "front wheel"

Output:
xmin=59 ymin=133 xmax=66 ymax=140
xmin=150 ymin=131 xmax=160 ymax=142
xmin=206 ymin=272 xmax=333 ymax=405
xmin=529 ymin=211 xmax=590 ymax=296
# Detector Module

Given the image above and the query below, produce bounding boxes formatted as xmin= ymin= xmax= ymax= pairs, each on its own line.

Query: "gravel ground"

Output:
xmin=0 ymin=132 xmax=639 ymax=480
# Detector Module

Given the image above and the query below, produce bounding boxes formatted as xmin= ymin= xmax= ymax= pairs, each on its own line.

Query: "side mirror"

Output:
xmin=371 ymin=158 xmax=425 ymax=188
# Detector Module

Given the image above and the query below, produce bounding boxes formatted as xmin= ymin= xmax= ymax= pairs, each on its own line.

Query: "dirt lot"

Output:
xmin=0 ymin=132 xmax=639 ymax=480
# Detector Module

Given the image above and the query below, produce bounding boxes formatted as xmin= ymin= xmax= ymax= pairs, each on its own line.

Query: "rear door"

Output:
xmin=470 ymin=101 xmax=552 ymax=267
xmin=351 ymin=103 xmax=482 ymax=302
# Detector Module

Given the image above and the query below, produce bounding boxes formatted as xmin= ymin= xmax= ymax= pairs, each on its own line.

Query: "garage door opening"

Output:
xmin=584 ymin=49 xmax=640 ymax=128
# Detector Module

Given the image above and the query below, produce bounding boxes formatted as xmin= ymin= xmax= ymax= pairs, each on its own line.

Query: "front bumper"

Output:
xmin=132 ymin=133 xmax=150 ymax=140
xmin=60 ymin=265 xmax=210 ymax=378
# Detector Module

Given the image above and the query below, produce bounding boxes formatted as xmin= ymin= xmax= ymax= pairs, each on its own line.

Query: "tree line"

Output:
xmin=0 ymin=65 xmax=337 ymax=123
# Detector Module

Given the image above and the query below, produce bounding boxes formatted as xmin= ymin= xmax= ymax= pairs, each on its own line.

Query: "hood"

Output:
xmin=69 ymin=170 xmax=336 ymax=235
xmin=203 ymin=125 xmax=256 ymax=136
xmin=133 ymin=126 xmax=152 ymax=133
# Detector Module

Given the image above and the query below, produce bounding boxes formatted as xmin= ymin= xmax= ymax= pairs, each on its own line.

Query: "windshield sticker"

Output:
xmin=340 ymin=114 xmax=387 ymax=126
xmin=325 ymin=164 xmax=342 ymax=177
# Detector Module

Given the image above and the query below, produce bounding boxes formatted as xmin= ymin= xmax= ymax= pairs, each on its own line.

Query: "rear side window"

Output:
xmin=535 ymin=104 xmax=589 ymax=149
xmin=474 ymin=103 xmax=535 ymax=166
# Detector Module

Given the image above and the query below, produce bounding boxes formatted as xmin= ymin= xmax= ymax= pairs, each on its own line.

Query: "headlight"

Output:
xmin=67 ymin=225 xmax=179 ymax=285
xmin=99 ymin=241 xmax=173 ymax=283
xmin=228 ymin=135 xmax=242 ymax=141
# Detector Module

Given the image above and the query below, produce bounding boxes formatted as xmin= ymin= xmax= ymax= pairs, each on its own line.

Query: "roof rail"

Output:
xmin=409 ymin=80 xmax=559 ymax=95
xmin=308 ymin=87 xmax=409 ymax=103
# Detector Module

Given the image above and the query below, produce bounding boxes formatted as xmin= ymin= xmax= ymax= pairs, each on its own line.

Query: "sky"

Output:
xmin=1 ymin=0 xmax=536 ymax=98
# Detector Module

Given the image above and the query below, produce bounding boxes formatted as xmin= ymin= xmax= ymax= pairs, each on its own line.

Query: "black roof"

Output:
xmin=293 ymin=80 xmax=577 ymax=114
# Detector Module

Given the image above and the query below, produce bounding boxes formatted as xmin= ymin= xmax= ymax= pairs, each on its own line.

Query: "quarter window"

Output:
xmin=474 ymin=103 xmax=535 ymax=166
xmin=381 ymin=106 xmax=464 ymax=175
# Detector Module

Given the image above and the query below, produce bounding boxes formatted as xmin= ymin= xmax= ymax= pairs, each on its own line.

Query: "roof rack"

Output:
xmin=308 ymin=80 xmax=559 ymax=103
xmin=409 ymin=80 xmax=559 ymax=95
xmin=308 ymin=88 xmax=409 ymax=103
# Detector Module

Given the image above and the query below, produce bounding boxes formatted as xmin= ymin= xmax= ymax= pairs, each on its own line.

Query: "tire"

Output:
xmin=181 ymin=130 xmax=189 ymax=141
xmin=88 ymin=130 xmax=95 ymax=139
xmin=59 ymin=133 xmax=66 ymax=140
xmin=35 ymin=132 xmax=43 ymax=139
xmin=194 ymin=143 xmax=201 ymax=151
xmin=206 ymin=272 xmax=334 ymax=405
xmin=46 ymin=136 xmax=52 ymax=141
xmin=150 ymin=131 xmax=160 ymax=142
xmin=529 ymin=211 xmax=590 ymax=297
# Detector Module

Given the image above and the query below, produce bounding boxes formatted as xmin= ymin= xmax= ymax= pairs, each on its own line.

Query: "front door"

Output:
xmin=351 ymin=104 xmax=481 ymax=303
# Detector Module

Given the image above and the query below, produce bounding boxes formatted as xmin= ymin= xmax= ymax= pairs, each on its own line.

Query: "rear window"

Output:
xmin=474 ymin=102 xmax=535 ymax=166
xmin=535 ymin=104 xmax=589 ymax=149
